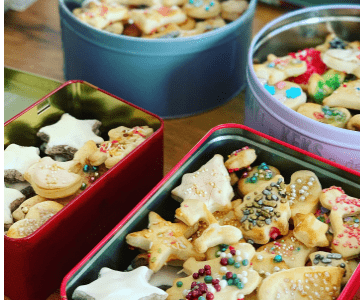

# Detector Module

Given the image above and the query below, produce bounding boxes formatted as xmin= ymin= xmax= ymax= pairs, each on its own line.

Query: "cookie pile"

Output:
xmin=4 ymin=113 xmax=153 ymax=238
xmin=72 ymin=147 xmax=359 ymax=300
xmin=72 ymin=0 xmax=249 ymax=38
xmin=254 ymin=33 xmax=360 ymax=131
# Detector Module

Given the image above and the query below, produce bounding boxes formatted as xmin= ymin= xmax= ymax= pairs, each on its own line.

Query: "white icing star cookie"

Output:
xmin=4 ymin=144 xmax=41 ymax=182
xmin=171 ymin=154 xmax=234 ymax=213
xmin=72 ymin=266 xmax=167 ymax=300
xmin=4 ymin=187 xmax=26 ymax=230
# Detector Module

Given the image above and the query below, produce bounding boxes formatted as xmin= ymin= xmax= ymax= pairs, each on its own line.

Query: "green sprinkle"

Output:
xmin=151 ymin=257 xmax=156 ymax=262
xmin=242 ymin=259 xmax=249 ymax=266
xmin=204 ymin=276 xmax=213 ymax=283
xmin=234 ymin=262 xmax=241 ymax=268
xmin=176 ymin=281 xmax=183 ymax=287
xmin=227 ymin=258 xmax=235 ymax=265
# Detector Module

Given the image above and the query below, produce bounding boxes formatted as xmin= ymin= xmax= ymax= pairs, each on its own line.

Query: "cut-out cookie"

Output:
xmin=12 ymin=195 xmax=47 ymax=222
xmin=293 ymin=213 xmax=329 ymax=248
xmin=254 ymin=53 xmax=307 ymax=85
xmin=4 ymin=144 xmax=41 ymax=183
xmin=297 ymin=103 xmax=351 ymax=128
xmin=257 ymin=266 xmax=344 ymax=300
xmin=257 ymin=230 xmax=316 ymax=269
xmin=220 ymin=0 xmax=248 ymax=21
xmin=237 ymin=163 xmax=280 ymax=197
xmin=322 ymin=79 xmax=360 ymax=110
xmin=234 ymin=176 xmax=291 ymax=244
xmin=322 ymin=48 xmax=360 ymax=77
xmin=320 ymin=186 xmax=360 ymax=258
xmin=5 ymin=181 xmax=35 ymax=199
xmin=37 ymin=113 xmax=104 ymax=160
xmin=286 ymin=170 xmax=322 ymax=218
xmin=108 ymin=125 xmax=153 ymax=144
xmin=73 ymin=0 xmax=129 ymax=30
xmin=6 ymin=218 xmax=40 ymax=239
xmin=72 ymin=266 xmax=167 ymax=300
xmin=4 ymin=188 xmax=26 ymax=230
xmin=24 ymin=156 xmax=82 ymax=199
xmin=126 ymin=212 xmax=205 ymax=272
xmin=315 ymin=33 xmax=360 ymax=53
xmin=309 ymin=251 xmax=356 ymax=286
xmin=264 ymin=81 xmax=307 ymax=110
xmin=251 ymin=250 xmax=290 ymax=278
xmin=167 ymin=243 xmax=261 ymax=300
xmin=347 ymin=114 xmax=360 ymax=131
xmin=103 ymin=21 xmax=124 ymax=34
xmin=183 ymin=0 xmax=221 ymax=20
xmin=171 ymin=154 xmax=234 ymax=213
xmin=224 ymin=146 xmax=257 ymax=174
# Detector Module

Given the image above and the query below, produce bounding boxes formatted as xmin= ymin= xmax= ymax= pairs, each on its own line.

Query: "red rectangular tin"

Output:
xmin=60 ymin=124 xmax=360 ymax=300
xmin=4 ymin=79 xmax=164 ymax=300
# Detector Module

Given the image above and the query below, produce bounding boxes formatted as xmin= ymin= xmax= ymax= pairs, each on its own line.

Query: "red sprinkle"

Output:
xmin=314 ymin=112 xmax=325 ymax=119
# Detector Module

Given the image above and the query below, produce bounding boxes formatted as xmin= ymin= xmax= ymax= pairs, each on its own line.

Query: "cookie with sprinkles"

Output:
xmin=166 ymin=243 xmax=261 ymax=300
xmin=253 ymin=53 xmax=307 ymax=85
xmin=108 ymin=125 xmax=153 ymax=145
xmin=315 ymin=33 xmax=360 ymax=54
xmin=234 ymin=175 xmax=291 ymax=244
xmin=297 ymin=103 xmax=351 ymax=128
xmin=322 ymin=48 xmax=360 ymax=78
xmin=224 ymin=147 xmax=257 ymax=174
xmin=257 ymin=266 xmax=344 ymax=300
xmin=257 ymin=230 xmax=316 ymax=269
xmin=126 ymin=211 xmax=205 ymax=272
xmin=171 ymin=154 xmax=234 ymax=213
xmin=237 ymin=163 xmax=280 ymax=197
xmin=251 ymin=250 xmax=290 ymax=278
xmin=293 ymin=213 xmax=329 ymax=248
xmin=320 ymin=186 xmax=360 ymax=259
xmin=309 ymin=251 xmax=358 ymax=286
xmin=322 ymin=79 xmax=360 ymax=110
xmin=183 ymin=0 xmax=221 ymax=20
xmin=286 ymin=170 xmax=322 ymax=218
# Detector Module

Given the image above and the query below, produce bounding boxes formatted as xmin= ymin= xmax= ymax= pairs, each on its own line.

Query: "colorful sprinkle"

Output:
xmin=285 ymin=87 xmax=302 ymax=98
xmin=264 ymin=84 xmax=276 ymax=95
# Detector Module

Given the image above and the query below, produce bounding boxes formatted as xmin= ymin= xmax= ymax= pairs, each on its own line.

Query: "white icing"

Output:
xmin=4 ymin=144 xmax=41 ymax=175
xmin=38 ymin=113 xmax=104 ymax=151
xmin=72 ymin=266 xmax=167 ymax=300
xmin=327 ymin=49 xmax=360 ymax=63
xmin=4 ymin=187 xmax=25 ymax=224
xmin=149 ymin=265 xmax=186 ymax=287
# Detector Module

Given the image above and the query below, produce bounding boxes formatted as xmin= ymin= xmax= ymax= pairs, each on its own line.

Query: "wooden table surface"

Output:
xmin=4 ymin=1 xmax=293 ymax=299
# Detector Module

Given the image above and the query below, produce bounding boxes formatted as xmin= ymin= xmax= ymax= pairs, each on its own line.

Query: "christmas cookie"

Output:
xmin=251 ymin=250 xmax=290 ymax=277
xmin=315 ymin=33 xmax=360 ymax=53
xmin=6 ymin=218 xmax=40 ymax=239
xmin=322 ymin=48 xmax=360 ymax=77
xmin=171 ymin=154 xmax=234 ymax=213
xmin=224 ymin=146 xmax=257 ymax=174
xmin=37 ymin=113 xmax=104 ymax=160
xmin=297 ymin=103 xmax=351 ymax=128
xmin=24 ymin=200 xmax=64 ymax=223
xmin=126 ymin=212 xmax=205 ymax=272
xmin=322 ymin=79 xmax=360 ymax=110
xmin=183 ymin=0 xmax=221 ymax=20
xmin=5 ymin=181 xmax=35 ymax=199
xmin=234 ymin=175 xmax=291 ymax=244
xmin=293 ymin=213 xmax=329 ymax=248
xmin=108 ymin=125 xmax=153 ymax=145
xmin=103 ymin=21 xmax=124 ymax=34
xmin=72 ymin=266 xmax=167 ymax=300
xmin=237 ymin=163 xmax=280 ymax=197
xmin=4 ymin=187 xmax=26 ymax=230
xmin=12 ymin=195 xmax=47 ymax=222
xmin=347 ymin=114 xmax=360 ymax=131
xmin=4 ymin=144 xmax=41 ymax=183
xmin=220 ymin=0 xmax=248 ymax=21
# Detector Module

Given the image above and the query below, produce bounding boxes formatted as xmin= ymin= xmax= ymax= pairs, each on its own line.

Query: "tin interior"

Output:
xmin=64 ymin=126 xmax=360 ymax=299
xmin=252 ymin=7 xmax=360 ymax=62
xmin=4 ymin=81 xmax=162 ymax=149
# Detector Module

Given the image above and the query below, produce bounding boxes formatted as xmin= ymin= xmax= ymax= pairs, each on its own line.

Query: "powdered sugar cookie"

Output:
xmin=234 ymin=176 xmax=291 ymax=244
xmin=25 ymin=200 xmax=64 ymax=223
xmin=254 ymin=53 xmax=307 ymax=85
xmin=4 ymin=144 xmax=41 ymax=183
xmin=126 ymin=212 xmax=205 ymax=272
xmin=257 ymin=266 xmax=344 ymax=300
xmin=220 ymin=0 xmax=248 ymax=21
xmin=4 ymin=188 xmax=26 ymax=230
xmin=72 ymin=266 xmax=167 ymax=300
xmin=237 ymin=163 xmax=280 ymax=197
xmin=264 ymin=81 xmax=307 ymax=110
xmin=183 ymin=0 xmax=221 ymax=19
xmin=24 ymin=156 xmax=82 ymax=199
xmin=73 ymin=0 xmax=129 ymax=30
xmin=286 ymin=170 xmax=322 ymax=218
xmin=171 ymin=154 xmax=234 ymax=213
xmin=322 ymin=79 xmax=360 ymax=110
xmin=12 ymin=195 xmax=47 ymax=222
xmin=322 ymin=48 xmax=360 ymax=77
xmin=224 ymin=146 xmax=257 ymax=174
xmin=347 ymin=114 xmax=360 ymax=131
xmin=293 ymin=213 xmax=329 ymax=248
xmin=6 ymin=218 xmax=40 ymax=239
xmin=129 ymin=5 xmax=187 ymax=34
xmin=37 ymin=113 xmax=104 ymax=160
xmin=297 ymin=103 xmax=351 ymax=128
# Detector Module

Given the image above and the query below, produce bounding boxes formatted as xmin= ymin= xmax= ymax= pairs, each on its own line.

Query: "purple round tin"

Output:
xmin=245 ymin=5 xmax=360 ymax=172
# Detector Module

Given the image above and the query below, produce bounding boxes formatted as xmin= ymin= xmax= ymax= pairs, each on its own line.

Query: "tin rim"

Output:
xmin=247 ymin=4 xmax=360 ymax=146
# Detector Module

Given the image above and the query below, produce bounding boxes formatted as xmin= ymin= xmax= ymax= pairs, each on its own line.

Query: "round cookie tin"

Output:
xmin=59 ymin=0 xmax=257 ymax=119
xmin=245 ymin=5 xmax=360 ymax=172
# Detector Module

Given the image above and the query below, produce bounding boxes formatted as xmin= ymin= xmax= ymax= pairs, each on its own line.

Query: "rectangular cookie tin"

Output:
xmin=245 ymin=5 xmax=360 ymax=172
xmin=4 ymin=79 xmax=164 ymax=300
xmin=60 ymin=124 xmax=360 ymax=300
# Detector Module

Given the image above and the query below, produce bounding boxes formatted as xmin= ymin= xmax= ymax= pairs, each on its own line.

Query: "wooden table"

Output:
xmin=4 ymin=1 xmax=292 ymax=299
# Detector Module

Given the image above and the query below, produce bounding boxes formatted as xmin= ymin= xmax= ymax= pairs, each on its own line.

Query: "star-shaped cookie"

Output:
xmin=126 ymin=212 xmax=205 ymax=272
xmin=72 ymin=266 xmax=167 ymax=300
xmin=4 ymin=144 xmax=41 ymax=182
xmin=4 ymin=187 xmax=26 ymax=230
xmin=171 ymin=154 xmax=234 ymax=213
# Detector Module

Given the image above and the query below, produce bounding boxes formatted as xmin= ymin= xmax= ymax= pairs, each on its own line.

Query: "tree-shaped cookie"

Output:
xmin=166 ymin=243 xmax=261 ymax=300
xmin=126 ymin=211 xmax=205 ymax=272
